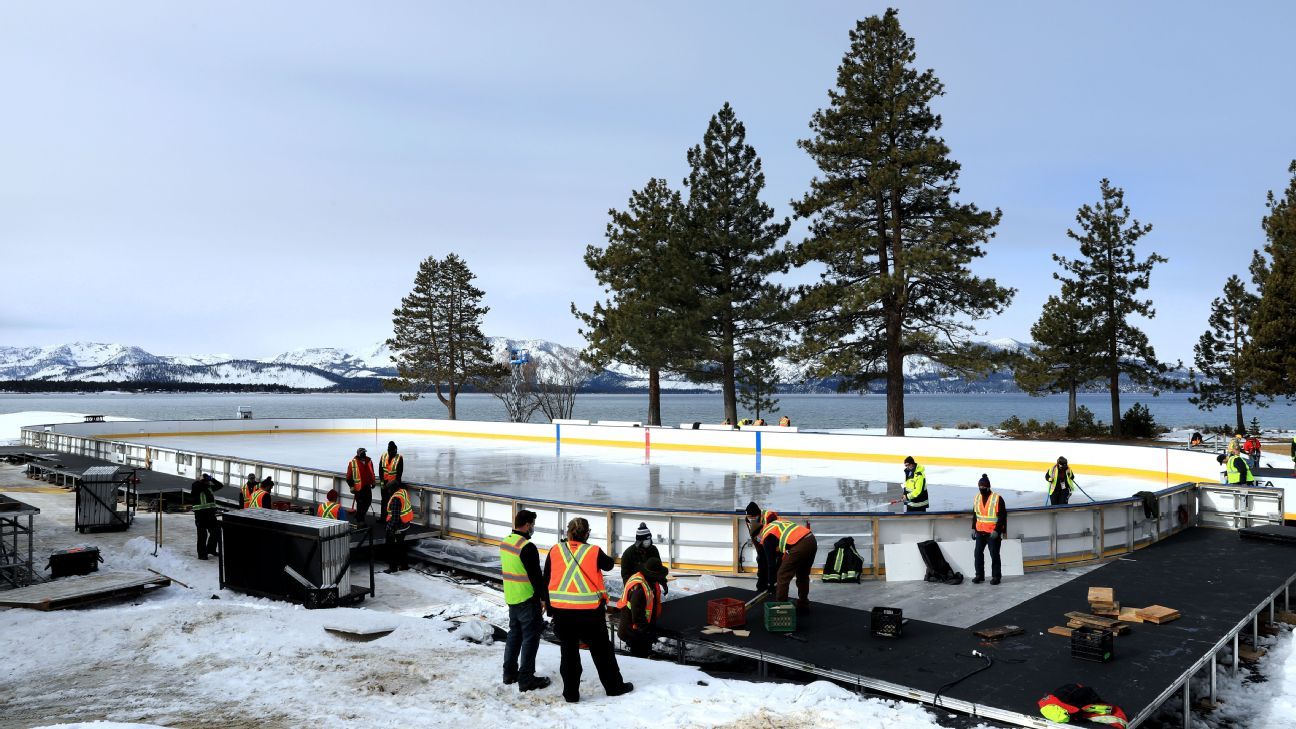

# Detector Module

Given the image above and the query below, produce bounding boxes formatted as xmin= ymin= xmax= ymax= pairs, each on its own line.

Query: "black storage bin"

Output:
xmin=1071 ymin=627 xmax=1115 ymax=663
xmin=872 ymin=606 xmax=903 ymax=638
xmin=46 ymin=546 xmax=102 ymax=578
xmin=218 ymin=510 xmax=352 ymax=604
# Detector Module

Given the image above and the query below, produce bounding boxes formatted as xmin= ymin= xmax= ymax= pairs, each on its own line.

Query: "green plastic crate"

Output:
xmin=764 ymin=601 xmax=797 ymax=633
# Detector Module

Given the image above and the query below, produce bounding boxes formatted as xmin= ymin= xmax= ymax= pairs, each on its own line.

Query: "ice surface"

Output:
xmin=125 ymin=430 xmax=1168 ymax=513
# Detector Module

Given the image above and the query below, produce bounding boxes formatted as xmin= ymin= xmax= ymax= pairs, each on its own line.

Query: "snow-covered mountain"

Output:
xmin=0 ymin=337 xmax=1182 ymax=393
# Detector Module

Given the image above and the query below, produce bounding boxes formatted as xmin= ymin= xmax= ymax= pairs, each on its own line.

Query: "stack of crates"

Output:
xmin=764 ymin=601 xmax=797 ymax=633
xmin=219 ymin=509 xmax=352 ymax=602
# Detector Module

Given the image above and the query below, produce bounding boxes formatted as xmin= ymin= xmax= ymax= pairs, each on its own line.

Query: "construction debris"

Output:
xmin=1136 ymin=605 xmax=1181 ymax=624
xmin=1048 ymin=626 xmax=1074 ymax=637
xmin=1088 ymin=586 xmax=1120 ymax=616
xmin=973 ymin=624 xmax=1023 ymax=641
xmin=1064 ymin=611 xmax=1131 ymax=635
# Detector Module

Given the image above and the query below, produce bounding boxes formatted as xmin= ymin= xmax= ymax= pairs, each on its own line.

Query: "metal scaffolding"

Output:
xmin=0 ymin=495 xmax=39 ymax=589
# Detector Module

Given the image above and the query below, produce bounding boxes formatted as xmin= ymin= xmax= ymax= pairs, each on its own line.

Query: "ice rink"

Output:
xmin=124 ymin=431 xmax=1171 ymax=513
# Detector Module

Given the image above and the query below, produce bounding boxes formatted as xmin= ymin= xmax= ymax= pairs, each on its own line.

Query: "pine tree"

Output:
xmin=385 ymin=253 xmax=503 ymax=419
xmin=1014 ymin=289 xmax=1095 ymax=424
xmin=790 ymin=10 xmax=1013 ymax=436
xmin=736 ymin=335 xmax=782 ymax=421
xmin=1054 ymin=179 xmax=1173 ymax=437
xmin=1245 ymin=161 xmax=1296 ymax=398
xmin=572 ymin=178 xmax=694 ymax=426
xmin=1190 ymin=275 xmax=1264 ymax=432
xmin=677 ymin=103 xmax=791 ymax=426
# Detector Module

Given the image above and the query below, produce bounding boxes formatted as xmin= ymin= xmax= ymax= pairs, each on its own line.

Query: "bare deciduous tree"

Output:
xmin=484 ymin=360 xmax=541 ymax=423
xmin=536 ymin=350 xmax=594 ymax=421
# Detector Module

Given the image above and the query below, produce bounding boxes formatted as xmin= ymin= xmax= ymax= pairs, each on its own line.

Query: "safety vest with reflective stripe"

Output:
xmin=1046 ymin=465 xmax=1077 ymax=495
xmin=317 ymin=502 xmax=339 ymax=519
xmin=547 ymin=541 xmax=607 ymax=610
xmin=348 ymin=458 xmax=374 ymax=490
xmin=193 ymin=483 xmax=217 ymax=511
xmin=380 ymin=453 xmax=403 ymax=482
xmin=241 ymin=481 xmax=256 ymax=506
xmin=974 ymin=492 xmax=1001 ymax=533
xmin=778 ymin=416 xmax=790 ymax=427
xmin=904 ymin=465 xmax=929 ymax=508
xmin=1225 ymin=454 xmax=1250 ymax=484
xmin=386 ymin=488 xmax=413 ymax=525
xmin=499 ymin=532 xmax=535 ymax=605
xmin=246 ymin=488 xmax=268 ymax=509
xmin=758 ymin=519 xmax=810 ymax=554
xmin=615 ymin=572 xmax=662 ymax=624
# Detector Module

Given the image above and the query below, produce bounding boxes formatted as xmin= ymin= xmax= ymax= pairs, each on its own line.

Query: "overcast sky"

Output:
xmin=2 ymin=2 xmax=1293 ymax=363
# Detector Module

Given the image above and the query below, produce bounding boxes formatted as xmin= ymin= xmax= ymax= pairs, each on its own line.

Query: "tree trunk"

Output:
xmin=1067 ymin=382 xmax=1077 ymax=424
xmin=447 ymin=382 xmax=457 ymax=420
xmin=885 ymin=311 xmax=905 ymax=436
xmin=647 ymin=367 xmax=662 ymax=427
xmin=1109 ymin=367 xmax=1121 ymax=437
xmin=722 ymin=319 xmax=737 ymax=426
xmin=1234 ymin=386 xmax=1245 ymax=434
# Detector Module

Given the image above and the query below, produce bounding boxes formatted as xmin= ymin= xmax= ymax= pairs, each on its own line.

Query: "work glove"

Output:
xmin=661 ymin=582 xmax=669 ymax=596
xmin=989 ymin=531 xmax=1002 ymax=541
xmin=970 ymin=531 xmax=979 ymax=540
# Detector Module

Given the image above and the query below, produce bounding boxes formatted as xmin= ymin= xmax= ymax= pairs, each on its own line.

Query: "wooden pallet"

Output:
xmin=0 ymin=571 xmax=170 ymax=611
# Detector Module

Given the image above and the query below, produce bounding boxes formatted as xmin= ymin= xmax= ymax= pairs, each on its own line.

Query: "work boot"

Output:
xmin=991 ymin=576 xmax=1001 ymax=586
xmin=796 ymin=599 xmax=811 ymax=614
xmin=563 ymin=693 xmax=579 ymax=703
xmin=519 ymin=676 xmax=550 ymax=692
xmin=972 ymin=576 xmax=985 ymax=584
xmin=606 ymin=682 xmax=634 ymax=697
xmin=382 ymin=566 xmax=398 ymax=575
xmin=502 ymin=673 xmax=517 ymax=686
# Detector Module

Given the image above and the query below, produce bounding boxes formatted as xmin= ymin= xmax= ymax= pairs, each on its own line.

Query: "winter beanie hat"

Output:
xmin=745 ymin=501 xmax=761 ymax=517
xmin=978 ymin=474 xmax=991 ymax=489
xmin=636 ymin=522 xmax=652 ymax=544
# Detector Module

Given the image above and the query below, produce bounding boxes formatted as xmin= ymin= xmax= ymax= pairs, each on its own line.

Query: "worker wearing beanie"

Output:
xmin=902 ymin=456 xmax=929 ymax=512
xmin=240 ymin=473 xmax=258 ymax=509
xmin=378 ymin=441 xmax=403 ymax=522
xmin=345 ymin=447 xmax=376 ymax=525
xmin=317 ymin=489 xmax=343 ymax=520
xmin=1045 ymin=456 xmax=1077 ymax=505
xmin=971 ymin=474 xmax=1007 ymax=585
xmin=190 ymin=474 xmax=221 ymax=560
xmin=620 ymin=522 xmax=666 ymax=594
xmin=616 ymin=555 xmax=669 ymax=657
xmin=743 ymin=502 xmax=772 ymax=593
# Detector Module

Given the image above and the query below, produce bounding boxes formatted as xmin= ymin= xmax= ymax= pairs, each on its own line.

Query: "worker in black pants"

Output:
xmin=190 ymin=474 xmax=221 ymax=560
xmin=744 ymin=502 xmax=771 ymax=592
xmin=971 ymin=474 xmax=1007 ymax=585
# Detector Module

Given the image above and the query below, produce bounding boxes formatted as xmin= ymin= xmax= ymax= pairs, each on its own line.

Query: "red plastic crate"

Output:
xmin=708 ymin=597 xmax=747 ymax=628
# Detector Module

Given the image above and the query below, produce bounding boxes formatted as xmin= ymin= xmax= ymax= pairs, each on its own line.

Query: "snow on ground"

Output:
xmin=0 ymin=411 xmax=138 ymax=444
xmin=1 ymin=480 xmax=982 ymax=729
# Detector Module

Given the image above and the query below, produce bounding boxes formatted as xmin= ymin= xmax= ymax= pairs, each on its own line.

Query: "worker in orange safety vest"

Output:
xmin=345 ymin=447 xmax=376 ymax=525
xmin=972 ymin=474 xmax=1007 ymax=585
xmin=378 ymin=441 xmax=404 ymax=522
xmin=382 ymin=485 xmax=413 ymax=573
xmin=758 ymin=511 xmax=817 ymax=612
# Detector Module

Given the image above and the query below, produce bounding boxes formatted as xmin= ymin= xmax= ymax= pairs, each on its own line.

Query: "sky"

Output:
xmin=1 ymin=1 xmax=1294 ymax=363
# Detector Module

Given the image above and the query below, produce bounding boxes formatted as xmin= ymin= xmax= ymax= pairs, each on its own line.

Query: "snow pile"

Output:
xmin=0 ymin=411 xmax=138 ymax=443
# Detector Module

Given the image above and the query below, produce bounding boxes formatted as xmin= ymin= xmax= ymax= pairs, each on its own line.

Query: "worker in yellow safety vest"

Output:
xmin=317 ymin=489 xmax=342 ymax=520
xmin=902 ymin=456 xmax=929 ymax=512
xmin=1217 ymin=453 xmax=1253 ymax=485
xmin=378 ymin=441 xmax=404 ymax=523
xmin=757 ymin=511 xmax=817 ymax=611
xmin=616 ymin=556 xmax=668 ymax=657
xmin=499 ymin=509 xmax=551 ymax=692
xmin=778 ymin=415 xmax=791 ymax=427
xmin=543 ymin=517 xmax=633 ymax=703
xmin=971 ymin=474 xmax=1007 ymax=585
xmin=1045 ymin=456 xmax=1077 ymax=505
xmin=382 ymin=485 xmax=414 ymax=573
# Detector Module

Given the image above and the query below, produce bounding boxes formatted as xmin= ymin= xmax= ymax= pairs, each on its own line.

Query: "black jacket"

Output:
xmin=620 ymin=543 xmax=661 ymax=583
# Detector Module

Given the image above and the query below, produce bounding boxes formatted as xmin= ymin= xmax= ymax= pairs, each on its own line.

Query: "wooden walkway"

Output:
xmin=0 ymin=570 xmax=170 ymax=611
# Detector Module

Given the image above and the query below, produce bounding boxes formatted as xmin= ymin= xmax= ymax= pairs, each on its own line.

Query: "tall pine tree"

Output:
xmin=678 ymin=102 xmax=791 ymax=426
xmin=1014 ymin=288 xmax=1095 ymax=424
xmin=790 ymin=10 xmax=1013 ymax=436
xmin=1191 ymin=275 xmax=1264 ymax=432
xmin=386 ymin=253 xmax=503 ymax=419
xmin=1054 ymin=179 xmax=1173 ymax=437
xmin=573 ymin=178 xmax=694 ymax=426
xmin=1245 ymin=161 xmax=1296 ymax=398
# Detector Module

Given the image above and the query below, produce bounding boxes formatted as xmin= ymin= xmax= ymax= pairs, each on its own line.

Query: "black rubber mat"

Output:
xmin=659 ymin=528 xmax=1296 ymax=725
xmin=1240 ymin=525 xmax=1296 ymax=544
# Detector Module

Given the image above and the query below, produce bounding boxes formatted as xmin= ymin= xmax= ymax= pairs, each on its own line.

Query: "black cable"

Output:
xmin=931 ymin=650 xmax=993 ymax=709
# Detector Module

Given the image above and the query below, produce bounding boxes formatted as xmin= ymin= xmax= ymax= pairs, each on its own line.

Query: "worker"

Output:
xmin=345 ymin=447 xmax=376 ymax=525
xmin=778 ymin=415 xmax=791 ymax=427
xmin=382 ymin=483 xmax=414 ymax=573
xmin=722 ymin=418 xmax=732 ymax=426
xmin=378 ymin=440 xmax=404 ymax=522
xmin=500 ymin=510 xmax=551 ymax=692
xmin=616 ymin=555 xmax=668 ymax=658
xmin=240 ymin=473 xmax=258 ymax=508
xmin=1244 ymin=433 xmax=1262 ymax=470
xmin=971 ymin=474 xmax=1007 ymax=585
xmin=245 ymin=477 xmax=272 ymax=509
xmin=1189 ymin=432 xmax=1203 ymax=448
xmin=902 ymin=456 xmax=929 ymax=513
xmin=743 ymin=502 xmax=772 ymax=594
xmin=1228 ymin=432 xmax=1244 ymax=456
xmin=190 ymin=474 xmax=220 ymax=560
xmin=621 ymin=522 xmax=666 ymax=593
xmin=758 ymin=510 xmax=817 ymax=612
xmin=543 ymin=517 xmax=633 ymax=703
xmin=1045 ymin=456 xmax=1077 ymax=505
xmin=317 ymin=489 xmax=343 ymax=520
xmin=1217 ymin=453 xmax=1253 ymax=486
xmin=754 ymin=417 xmax=766 ymax=426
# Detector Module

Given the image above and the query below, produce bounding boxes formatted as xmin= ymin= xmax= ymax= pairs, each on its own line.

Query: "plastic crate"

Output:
xmin=707 ymin=597 xmax=747 ymax=628
xmin=764 ymin=601 xmax=797 ymax=632
xmin=871 ymin=606 xmax=903 ymax=638
xmin=1071 ymin=627 xmax=1114 ymax=663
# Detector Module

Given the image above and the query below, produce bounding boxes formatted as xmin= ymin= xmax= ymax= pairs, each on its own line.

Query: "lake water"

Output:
xmin=2 ymin=391 xmax=1293 ymax=430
